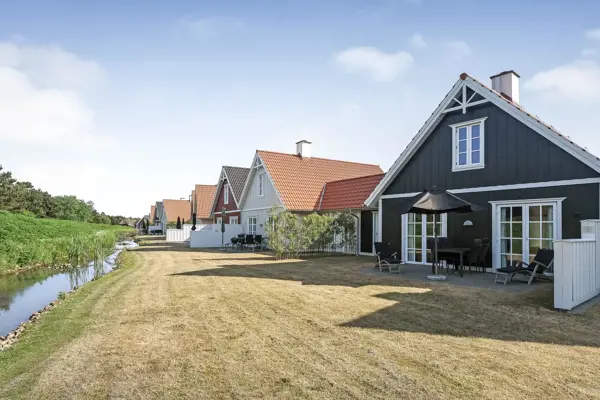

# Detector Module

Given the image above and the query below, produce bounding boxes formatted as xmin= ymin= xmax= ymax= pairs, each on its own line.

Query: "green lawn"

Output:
xmin=1 ymin=242 xmax=600 ymax=399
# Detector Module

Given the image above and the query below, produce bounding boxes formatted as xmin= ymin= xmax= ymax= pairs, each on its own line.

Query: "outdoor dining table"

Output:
xmin=435 ymin=247 xmax=470 ymax=277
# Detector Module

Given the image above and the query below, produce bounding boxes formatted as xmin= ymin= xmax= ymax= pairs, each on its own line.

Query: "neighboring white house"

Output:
xmin=239 ymin=154 xmax=283 ymax=236
xmin=237 ymin=140 xmax=383 ymax=236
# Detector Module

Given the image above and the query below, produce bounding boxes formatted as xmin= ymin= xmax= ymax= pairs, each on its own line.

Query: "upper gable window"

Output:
xmin=450 ymin=117 xmax=487 ymax=172
xmin=258 ymin=174 xmax=265 ymax=197
xmin=224 ymin=183 xmax=229 ymax=204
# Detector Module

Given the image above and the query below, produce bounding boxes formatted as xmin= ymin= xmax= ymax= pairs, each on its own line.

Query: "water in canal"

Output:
xmin=0 ymin=241 xmax=138 ymax=337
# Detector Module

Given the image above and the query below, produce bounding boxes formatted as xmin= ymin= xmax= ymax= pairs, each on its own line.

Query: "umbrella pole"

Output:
xmin=427 ymin=213 xmax=446 ymax=281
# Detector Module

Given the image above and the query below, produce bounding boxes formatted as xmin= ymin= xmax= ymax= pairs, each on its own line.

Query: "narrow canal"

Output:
xmin=0 ymin=241 xmax=138 ymax=337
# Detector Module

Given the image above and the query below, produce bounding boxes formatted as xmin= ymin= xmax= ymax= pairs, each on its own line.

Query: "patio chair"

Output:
xmin=429 ymin=237 xmax=455 ymax=274
xmin=244 ymin=235 xmax=255 ymax=251
xmin=465 ymin=246 xmax=481 ymax=275
xmin=250 ymin=235 xmax=264 ymax=251
xmin=466 ymin=239 xmax=487 ymax=274
xmin=374 ymin=242 xmax=403 ymax=274
xmin=494 ymin=248 xmax=554 ymax=285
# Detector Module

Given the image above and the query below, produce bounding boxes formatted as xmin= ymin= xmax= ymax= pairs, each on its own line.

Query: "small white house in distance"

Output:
xmin=237 ymin=140 xmax=383 ymax=236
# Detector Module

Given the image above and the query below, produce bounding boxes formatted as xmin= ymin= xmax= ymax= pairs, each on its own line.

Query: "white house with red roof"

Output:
xmin=237 ymin=141 xmax=383 ymax=244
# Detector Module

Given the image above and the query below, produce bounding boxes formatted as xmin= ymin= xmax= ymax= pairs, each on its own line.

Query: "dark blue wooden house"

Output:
xmin=365 ymin=71 xmax=600 ymax=269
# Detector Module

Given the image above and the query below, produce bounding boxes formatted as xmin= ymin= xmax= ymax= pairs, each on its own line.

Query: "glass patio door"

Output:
xmin=405 ymin=213 xmax=444 ymax=263
xmin=499 ymin=206 xmax=524 ymax=268
xmin=527 ymin=204 xmax=554 ymax=263
xmin=497 ymin=202 xmax=557 ymax=268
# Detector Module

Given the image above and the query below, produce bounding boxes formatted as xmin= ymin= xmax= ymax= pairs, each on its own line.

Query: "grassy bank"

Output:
xmin=0 ymin=211 xmax=133 ymax=275
xmin=0 ymin=250 xmax=136 ymax=398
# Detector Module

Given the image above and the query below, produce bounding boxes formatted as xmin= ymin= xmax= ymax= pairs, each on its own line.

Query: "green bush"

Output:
xmin=266 ymin=206 xmax=356 ymax=259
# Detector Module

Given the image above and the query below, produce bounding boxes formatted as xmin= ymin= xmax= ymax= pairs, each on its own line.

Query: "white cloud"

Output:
xmin=333 ymin=46 xmax=413 ymax=82
xmin=585 ymin=28 xmax=600 ymax=41
xmin=0 ymin=43 xmax=104 ymax=90
xmin=444 ymin=40 xmax=471 ymax=60
xmin=178 ymin=17 xmax=245 ymax=38
xmin=581 ymin=48 xmax=597 ymax=57
xmin=0 ymin=41 xmax=114 ymax=148
xmin=409 ymin=33 xmax=427 ymax=50
xmin=524 ymin=60 xmax=600 ymax=101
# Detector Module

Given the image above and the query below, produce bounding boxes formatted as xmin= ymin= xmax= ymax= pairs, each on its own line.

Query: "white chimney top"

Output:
xmin=490 ymin=70 xmax=520 ymax=104
xmin=296 ymin=140 xmax=312 ymax=158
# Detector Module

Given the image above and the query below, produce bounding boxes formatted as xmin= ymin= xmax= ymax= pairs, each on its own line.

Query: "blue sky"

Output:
xmin=1 ymin=0 xmax=600 ymax=216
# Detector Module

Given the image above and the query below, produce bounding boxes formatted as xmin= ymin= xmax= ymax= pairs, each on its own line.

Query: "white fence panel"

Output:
xmin=554 ymin=239 xmax=598 ymax=310
xmin=190 ymin=224 xmax=245 ymax=248
xmin=166 ymin=224 xmax=207 ymax=242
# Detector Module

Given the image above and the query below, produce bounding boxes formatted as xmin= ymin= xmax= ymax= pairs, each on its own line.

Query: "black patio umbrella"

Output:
xmin=401 ymin=187 xmax=484 ymax=279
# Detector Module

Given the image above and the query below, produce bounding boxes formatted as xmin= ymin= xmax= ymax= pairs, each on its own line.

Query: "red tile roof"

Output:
xmin=162 ymin=199 xmax=191 ymax=223
xmin=257 ymin=150 xmax=383 ymax=211
xmin=149 ymin=205 xmax=156 ymax=223
xmin=194 ymin=184 xmax=217 ymax=219
xmin=319 ymin=174 xmax=384 ymax=211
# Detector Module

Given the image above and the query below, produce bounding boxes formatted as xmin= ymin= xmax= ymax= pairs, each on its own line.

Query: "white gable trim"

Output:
xmin=238 ymin=152 xmax=286 ymax=211
xmin=222 ymin=168 xmax=241 ymax=207
xmin=365 ymin=77 xmax=600 ymax=207
xmin=209 ymin=167 xmax=247 ymax=216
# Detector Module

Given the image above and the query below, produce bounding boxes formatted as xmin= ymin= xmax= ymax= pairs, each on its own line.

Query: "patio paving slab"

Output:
xmin=360 ymin=263 xmax=552 ymax=293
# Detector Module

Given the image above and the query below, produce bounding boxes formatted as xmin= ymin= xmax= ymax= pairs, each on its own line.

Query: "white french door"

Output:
xmin=492 ymin=199 xmax=562 ymax=269
xmin=402 ymin=213 xmax=446 ymax=264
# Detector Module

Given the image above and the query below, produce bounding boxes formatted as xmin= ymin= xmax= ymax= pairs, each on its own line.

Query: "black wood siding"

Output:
xmin=360 ymin=210 xmax=373 ymax=253
xmin=384 ymin=103 xmax=599 ymax=195
xmin=381 ymin=184 xmax=599 ymax=265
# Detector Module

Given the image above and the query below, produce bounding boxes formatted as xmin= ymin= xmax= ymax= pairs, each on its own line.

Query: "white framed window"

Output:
xmin=258 ymin=174 xmax=265 ymax=197
xmin=229 ymin=216 xmax=239 ymax=224
xmin=248 ymin=216 xmax=257 ymax=234
xmin=223 ymin=183 xmax=229 ymax=204
xmin=216 ymin=217 xmax=222 ymax=225
xmin=450 ymin=117 xmax=487 ymax=172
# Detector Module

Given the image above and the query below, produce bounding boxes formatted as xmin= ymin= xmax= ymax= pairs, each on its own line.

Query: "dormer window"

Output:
xmin=224 ymin=183 xmax=229 ymax=204
xmin=450 ymin=117 xmax=487 ymax=172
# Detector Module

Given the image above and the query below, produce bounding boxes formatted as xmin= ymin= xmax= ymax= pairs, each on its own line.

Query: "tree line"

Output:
xmin=0 ymin=165 xmax=130 ymax=225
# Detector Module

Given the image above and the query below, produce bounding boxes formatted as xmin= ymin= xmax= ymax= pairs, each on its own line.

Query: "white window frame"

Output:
xmin=229 ymin=216 xmax=239 ymax=224
xmin=223 ymin=183 xmax=229 ymax=204
xmin=450 ymin=117 xmax=487 ymax=172
xmin=216 ymin=217 xmax=223 ymax=226
xmin=248 ymin=216 xmax=257 ymax=234
xmin=258 ymin=174 xmax=265 ymax=197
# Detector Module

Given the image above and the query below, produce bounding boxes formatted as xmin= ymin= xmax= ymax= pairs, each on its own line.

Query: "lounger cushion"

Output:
xmin=496 ymin=266 xmax=523 ymax=273
xmin=382 ymin=257 xmax=402 ymax=264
